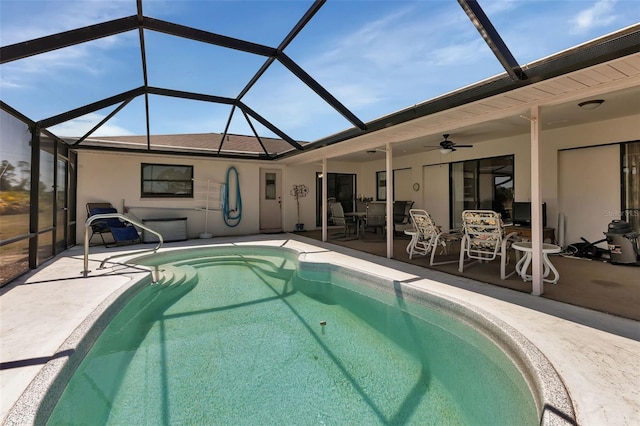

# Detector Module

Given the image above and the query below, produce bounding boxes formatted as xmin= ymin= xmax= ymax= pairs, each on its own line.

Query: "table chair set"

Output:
xmin=406 ymin=209 xmax=562 ymax=284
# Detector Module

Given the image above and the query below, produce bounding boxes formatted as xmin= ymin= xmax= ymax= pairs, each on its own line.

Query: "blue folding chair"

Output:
xmin=87 ymin=203 xmax=140 ymax=246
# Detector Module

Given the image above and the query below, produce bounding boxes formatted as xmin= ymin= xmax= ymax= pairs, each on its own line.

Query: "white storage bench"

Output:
xmin=142 ymin=217 xmax=188 ymax=243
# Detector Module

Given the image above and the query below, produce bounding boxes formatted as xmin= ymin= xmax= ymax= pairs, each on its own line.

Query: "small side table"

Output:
xmin=512 ymin=242 xmax=562 ymax=284
xmin=404 ymin=229 xmax=420 ymax=257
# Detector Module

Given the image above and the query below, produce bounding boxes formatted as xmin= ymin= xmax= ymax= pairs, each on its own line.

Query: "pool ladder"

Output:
xmin=83 ymin=213 xmax=164 ymax=281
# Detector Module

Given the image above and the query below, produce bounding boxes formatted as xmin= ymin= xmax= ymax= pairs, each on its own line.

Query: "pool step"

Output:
xmin=172 ymin=256 xmax=295 ymax=281
xmin=156 ymin=264 xmax=198 ymax=288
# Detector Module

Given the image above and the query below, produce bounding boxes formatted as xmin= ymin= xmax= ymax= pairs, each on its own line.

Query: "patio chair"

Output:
xmin=393 ymin=200 xmax=414 ymax=235
xmin=458 ymin=210 xmax=520 ymax=279
xmin=363 ymin=202 xmax=386 ymax=237
xmin=408 ymin=209 xmax=461 ymax=265
xmin=326 ymin=197 xmax=336 ymax=225
xmin=329 ymin=202 xmax=357 ymax=239
xmin=86 ymin=202 xmax=140 ymax=247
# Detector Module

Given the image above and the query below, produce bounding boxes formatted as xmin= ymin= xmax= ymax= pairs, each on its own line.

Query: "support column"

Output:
xmin=322 ymin=158 xmax=328 ymax=242
xmin=530 ymin=105 xmax=544 ymax=295
xmin=386 ymin=142 xmax=393 ymax=258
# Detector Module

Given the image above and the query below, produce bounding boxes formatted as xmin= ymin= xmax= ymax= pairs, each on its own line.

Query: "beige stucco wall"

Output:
xmin=77 ymin=114 xmax=639 ymax=242
xmin=78 ymin=151 xmax=280 ymax=241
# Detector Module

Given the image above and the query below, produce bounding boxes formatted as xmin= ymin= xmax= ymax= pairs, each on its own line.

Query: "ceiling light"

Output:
xmin=439 ymin=148 xmax=453 ymax=154
xmin=578 ymin=99 xmax=604 ymax=110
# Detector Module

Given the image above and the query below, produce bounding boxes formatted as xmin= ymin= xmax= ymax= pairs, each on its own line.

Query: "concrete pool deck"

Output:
xmin=1 ymin=234 xmax=639 ymax=424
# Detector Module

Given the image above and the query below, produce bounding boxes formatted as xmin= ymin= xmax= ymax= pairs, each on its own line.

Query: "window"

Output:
xmin=141 ymin=163 xmax=193 ymax=198
xmin=265 ymin=173 xmax=276 ymax=200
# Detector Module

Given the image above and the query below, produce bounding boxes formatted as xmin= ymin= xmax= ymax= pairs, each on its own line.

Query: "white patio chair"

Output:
xmin=458 ymin=210 xmax=520 ymax=279
xmin=408 ymin=209 xmax=461 ymax=265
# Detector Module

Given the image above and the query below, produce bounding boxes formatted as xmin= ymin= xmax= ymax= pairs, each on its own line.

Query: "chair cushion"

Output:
xmin=89 ymin=207 xmax=125 ymax=228
xmin=110 ymin=226 xmax=139 ymax=242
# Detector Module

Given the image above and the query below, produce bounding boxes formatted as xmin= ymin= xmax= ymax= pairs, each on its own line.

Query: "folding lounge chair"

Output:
xmin=458 ymin=210 xmax=520 ymax=279
xmin=408 ymin=209 xmax=461 ymax=265
xmin=87 ymin=203 xmax=140 ymax=246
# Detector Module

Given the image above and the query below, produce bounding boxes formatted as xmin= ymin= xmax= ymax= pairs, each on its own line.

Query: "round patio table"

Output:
xmin=512 ymin=242 xmax=562 ymax=284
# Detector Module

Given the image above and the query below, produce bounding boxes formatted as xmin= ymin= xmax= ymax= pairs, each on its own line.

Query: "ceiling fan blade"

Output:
xmin=454 ymin=144 xmax=473 ymax=148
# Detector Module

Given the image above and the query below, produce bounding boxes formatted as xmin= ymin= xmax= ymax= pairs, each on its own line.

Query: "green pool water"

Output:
xmin=45 ymin=249 xmax=538 ymax=425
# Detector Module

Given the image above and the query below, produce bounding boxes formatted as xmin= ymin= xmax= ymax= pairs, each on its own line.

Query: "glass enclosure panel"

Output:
xmin=0 ymin=110 xmax=32 ymax=284
xmin=39 ymin=136 xmax=55 ymax=230
xmin=56 ymin=158 xmax=67 ymax=251
xmin=0 ymin=110 xmax=31 ymax=240
xmin=0 ymin=240 xmax=29 ymax=286
xmin=37 ymin=230 xmax=54 ymax=267
xmin=38 ymin=135 xmax=56 ymax=263
xmin=68 ymin=151 xmax=77 ymax=246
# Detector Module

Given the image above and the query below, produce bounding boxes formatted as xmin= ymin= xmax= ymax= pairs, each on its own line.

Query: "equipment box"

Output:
xmin=142 ymin=217 xmax=188 ymax=243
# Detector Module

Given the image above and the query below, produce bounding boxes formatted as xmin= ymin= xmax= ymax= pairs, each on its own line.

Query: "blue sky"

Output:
xmin=1 ymin=0 xmax=639 ymax=142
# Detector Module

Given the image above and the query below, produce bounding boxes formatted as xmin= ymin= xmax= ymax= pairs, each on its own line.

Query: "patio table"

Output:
xmin=512 ymin=242 xmax=562 ymax=284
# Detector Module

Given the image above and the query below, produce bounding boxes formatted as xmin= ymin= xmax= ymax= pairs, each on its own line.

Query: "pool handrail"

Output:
xmin=83 ymin=213 xmax=163 ymax=277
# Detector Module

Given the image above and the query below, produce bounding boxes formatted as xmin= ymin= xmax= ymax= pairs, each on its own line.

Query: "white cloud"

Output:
xmin=571 ymin=0 xmax=618 ymax=34
xmin=1 ymin=1 xmax=136 ymax=85
xmin=49 ymin=113 xmax=134 ymax=138
xmin=296 ymin=4 xmax=489 ymax=117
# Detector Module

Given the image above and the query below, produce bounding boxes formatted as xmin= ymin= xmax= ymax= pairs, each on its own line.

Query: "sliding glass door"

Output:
xmin=450 ymin=155 xmax=514 ymax=229
xmin=316 ymin=172 xmax=356 ymax=226
xmin=622 ymin=141 xmax=640 ymax=231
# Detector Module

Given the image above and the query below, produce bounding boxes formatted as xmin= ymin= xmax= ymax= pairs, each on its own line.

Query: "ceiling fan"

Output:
xmin=425 ymin=134 xmax=473 ymax=153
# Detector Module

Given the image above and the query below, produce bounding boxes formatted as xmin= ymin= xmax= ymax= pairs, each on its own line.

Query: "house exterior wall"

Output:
xmin=77 ymin=151 xmax=280 ymax=241
xmin=328 ymin=114 xmax=638 ymax=239
xmin=77 ymin=114 xmax=639 ymax=243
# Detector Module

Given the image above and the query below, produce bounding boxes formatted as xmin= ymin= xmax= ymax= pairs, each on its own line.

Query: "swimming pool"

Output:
xmin=33 ymin=245 xmax=573 ymax=424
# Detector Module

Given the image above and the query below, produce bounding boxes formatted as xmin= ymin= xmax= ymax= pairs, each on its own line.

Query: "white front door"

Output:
xmin=259 ymin=168 xmax=282 ymax=232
